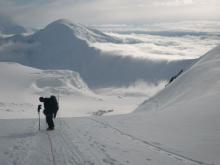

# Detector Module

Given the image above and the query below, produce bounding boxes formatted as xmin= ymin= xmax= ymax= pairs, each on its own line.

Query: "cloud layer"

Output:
xmin=90 ymin=21 xmax=220 ymax=61
xmin=95 ymin=80 xmax=167 ymax=98
xmin=0 ymin=0 xmax=220 ymax=27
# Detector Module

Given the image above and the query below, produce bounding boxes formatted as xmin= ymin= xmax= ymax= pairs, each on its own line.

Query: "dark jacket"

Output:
xmin=43 ymin=98 xmax=53 ymax=116
xmin=42 ymin=96 xmax=59 ymax=117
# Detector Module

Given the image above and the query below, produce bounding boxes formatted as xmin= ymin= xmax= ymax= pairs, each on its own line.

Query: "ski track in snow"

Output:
xmin=6 ymin=117 xmax=214 ymax=165
xmin=6 ymin=120 xmax=52 ymax=165
xmin=51 ymin=118 xmax=98 ymax=165
xmin=87 ymin=117 xmax=213 ymax=165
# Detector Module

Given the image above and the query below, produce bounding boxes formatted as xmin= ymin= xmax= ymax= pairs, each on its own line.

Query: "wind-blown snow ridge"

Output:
xmin=0 ymin=62 xmax=93 ymax=99
xmin=34 ymin=70 xmax=92 ymax=95
xmin=45 ymin=19 xmax=120 ymax=43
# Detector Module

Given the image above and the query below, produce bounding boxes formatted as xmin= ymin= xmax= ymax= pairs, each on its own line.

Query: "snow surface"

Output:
xmin=0 ymin=45 xmax=220 ymax=165
xmin=0 ymin=62 xmax=148 ymax=118
xmin=0 ymin=118 xmax=204 ymax=165
xmin=126 ymin=45 xmax=220 ymax=164
xmin=0 ymin=62 xmax=94 ymax=118
xmin=136 ymin=45 xmax=220 ymax=112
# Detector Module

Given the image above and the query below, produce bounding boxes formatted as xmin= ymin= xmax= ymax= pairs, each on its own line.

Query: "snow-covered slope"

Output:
xmin=48 ymin=19 xmax=120 ymax=43
xmin=32 ymin=19 xmax=120 ymax=43
xmin=0 ymin=62 xmax=94 ymax=118
xmin=0 ymin=62 xmax=147 ymax=118
xmin=97 ymin=45 xmax=220 ymax=164
xmin=0 ymin=19 xmax=195 ymax=87
xmin=0 ymin=62 xmax=91 ymax=96
xmin=0 ymin=46 xmax=219 ymax=165
xmin=136 ymin=45 xmax=220 ymax=112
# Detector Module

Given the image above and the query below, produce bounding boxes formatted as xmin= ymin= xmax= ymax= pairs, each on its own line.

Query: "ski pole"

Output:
xmin=38 ymin=105 xmax=42 ymax=131
xmin=38 ymin=112 xmax=40 ymax=131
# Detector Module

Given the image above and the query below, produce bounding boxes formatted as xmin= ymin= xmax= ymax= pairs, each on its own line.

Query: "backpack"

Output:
xmin=50 ymin=95 xmax=59 ymax=116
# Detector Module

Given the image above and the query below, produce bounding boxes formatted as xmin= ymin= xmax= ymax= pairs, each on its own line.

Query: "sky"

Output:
xmin=0 ymin=0 xmax=219 ymax=27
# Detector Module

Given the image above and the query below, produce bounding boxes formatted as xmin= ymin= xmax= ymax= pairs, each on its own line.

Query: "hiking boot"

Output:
xmin=47 ymin=127 xmax=54 ymax=131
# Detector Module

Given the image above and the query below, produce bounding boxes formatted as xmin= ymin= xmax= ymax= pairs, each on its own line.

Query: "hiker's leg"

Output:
xmin=46 ymin=116 xmax=50 ymax=128
xmin=47 ymin=115 xmax=54 ymax=129
xmin=50 ymin=116 xmax=54 ymax=128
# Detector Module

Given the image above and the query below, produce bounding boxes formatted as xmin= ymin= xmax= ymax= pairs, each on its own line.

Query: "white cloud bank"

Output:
xmin=90 ymin=21 xmax=220 ymax=61
xmin=91 ymin=32 xmax=218 ymax=60
xmin=95 ymin=80 xmax=167 ymax=98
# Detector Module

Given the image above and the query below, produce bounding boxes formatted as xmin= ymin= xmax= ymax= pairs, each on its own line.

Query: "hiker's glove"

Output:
xmin=38 ymin=105 xmax=41 ymax=113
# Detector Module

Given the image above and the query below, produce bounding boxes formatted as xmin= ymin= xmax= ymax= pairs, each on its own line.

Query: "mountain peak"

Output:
xmin=44 ymin=19 xmax=119 ymax=43
xmin=46 ymin=19 xmax=82 ymax=29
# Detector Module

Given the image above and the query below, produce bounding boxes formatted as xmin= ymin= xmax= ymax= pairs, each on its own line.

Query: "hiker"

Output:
xmin=39 ymin=96 xmax=59 ymax=130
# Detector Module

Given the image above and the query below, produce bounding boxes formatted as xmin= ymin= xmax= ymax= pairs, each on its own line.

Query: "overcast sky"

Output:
xmin=0 ymin=0 xmax=219 ymax=27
